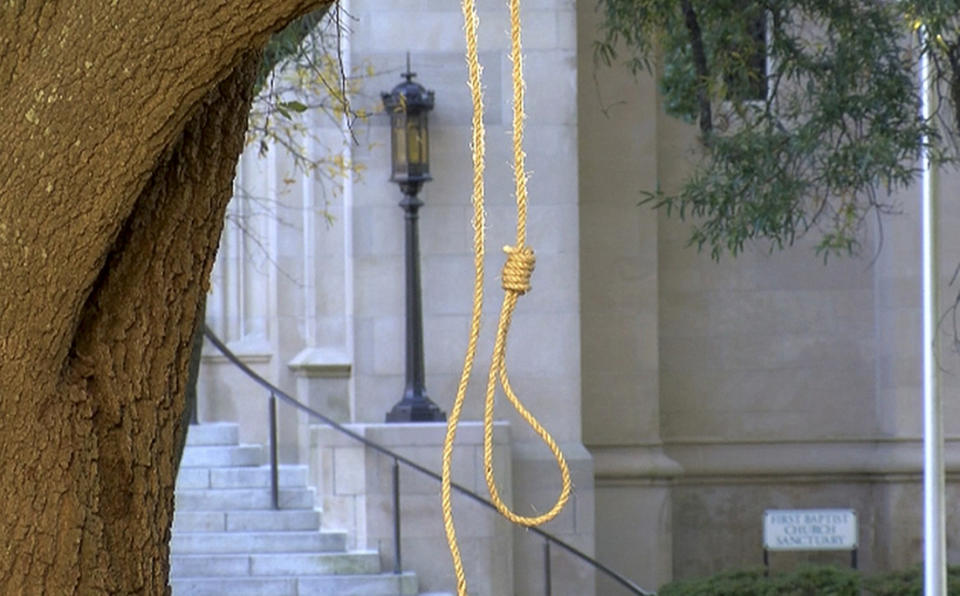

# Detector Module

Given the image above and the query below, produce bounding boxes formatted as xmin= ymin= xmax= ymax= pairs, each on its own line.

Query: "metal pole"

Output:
xmin=401 ymin=189 xmax=427 ymax=407
xmin=544 ymin=539 xmax=552 ymax=596
xmin=269 ymin=393 xmax=280 ymax=511
xmin=392 ymin=458 xmax=402 ymax=574
xmin=385 ymin=185 xmax=446 ymax=422
xmin=189 ymin=392 xmax=199 ymax=425
xmin=920 ymin=27 xmax=946 ymax=596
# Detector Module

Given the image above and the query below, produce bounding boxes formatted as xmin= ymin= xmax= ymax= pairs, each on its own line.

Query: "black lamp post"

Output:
xmin=383 ymin=58 xmax=446 ymax=423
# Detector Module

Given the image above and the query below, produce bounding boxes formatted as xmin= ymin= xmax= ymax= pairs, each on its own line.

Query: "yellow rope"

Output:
xmin=440 ymin=0 xmax=572 ymax=592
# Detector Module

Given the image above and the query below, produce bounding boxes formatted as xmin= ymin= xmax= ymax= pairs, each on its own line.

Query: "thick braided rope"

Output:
xmin=440 ymin=0 xmax=485 ymax=592
xmin=483 ymin=249 xmax=571 ymax=527
xmin=441 ymin=0 xmax=572 ymax=592
xmin=482 ymin=0 xmax=571 ymax=529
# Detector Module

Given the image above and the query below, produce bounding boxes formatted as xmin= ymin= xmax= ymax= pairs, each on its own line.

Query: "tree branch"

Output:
xmin=680 ymin=0 xmax=713 ymax=140
xmin=254 ymin=7 xmax=331 ymax=96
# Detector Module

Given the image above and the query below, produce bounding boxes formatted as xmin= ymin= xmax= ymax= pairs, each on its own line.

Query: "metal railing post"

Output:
xmin=269 ymin=392 xmax=279 ymax=510
xmin=189 ymin=390 xmax=198 ymax=425
xmin=544 ymin=539 xmax=552 ymax=596
xmin=393 ymin=457 xmax=402 ymax=574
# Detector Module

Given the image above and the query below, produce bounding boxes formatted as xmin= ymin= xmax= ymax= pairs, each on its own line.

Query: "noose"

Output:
xmin=440 ymin=0 xmax=572 ymax=593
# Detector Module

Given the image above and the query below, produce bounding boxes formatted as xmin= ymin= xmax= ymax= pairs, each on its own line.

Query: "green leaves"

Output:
xmin=658 ymin=565 xmax=861 ymax=596
xmin=254 ymin=10 xmax=326 ymax=98
xmin=275 ymin=100 xmax=308 ymax=120
xmin=657 ymin=564 xmax=960 ymax=595
xmin=598 ymin=0 xmax=958 ymax=260
xmin=242 ymin=2 xmax=372 ymax=214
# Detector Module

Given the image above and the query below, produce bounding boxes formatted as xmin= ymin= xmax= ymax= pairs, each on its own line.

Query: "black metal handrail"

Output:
xmin=202 ymin=325 xmax=654 ymax=596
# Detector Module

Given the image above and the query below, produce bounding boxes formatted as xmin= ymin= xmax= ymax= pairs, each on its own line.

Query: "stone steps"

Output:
xmin=170 ymin=530 xmax=347 ymax=554
xmin=168 ymin=572 xmax=420 ymax=596
xmin=180 ymin=444 xmax=263 ymax=468
xmin=174 ymin=487 xmax=316 ymax=511
xmin=169 ymin=422 xmax=429 ymax=595
xmin=176 ymin=466 xmax=310 ymax=490
xmin=170 ymin=551 xmax=381 ymax=577
xmin=173 ymin=509 xmax=322 ymax=533
xmin=185 ymin=422 xmax=239 ymax=446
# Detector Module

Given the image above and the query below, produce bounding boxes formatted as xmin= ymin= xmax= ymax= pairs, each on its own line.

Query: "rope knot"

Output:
xmin=501 ymin=245 xmax=535 ymax=294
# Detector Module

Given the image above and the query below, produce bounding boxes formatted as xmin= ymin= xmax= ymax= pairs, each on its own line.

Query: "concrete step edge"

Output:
xmin=184 ymin=423 xmax=240 ymax=447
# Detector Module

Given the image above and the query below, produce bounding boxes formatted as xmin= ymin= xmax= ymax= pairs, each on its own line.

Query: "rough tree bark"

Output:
xmin=0 ymin=2 xmax=329 ymax=592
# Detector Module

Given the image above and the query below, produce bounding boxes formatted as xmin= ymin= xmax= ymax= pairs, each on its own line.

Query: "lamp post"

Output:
xmin=382 ymin=59 xmax=446 ymax=423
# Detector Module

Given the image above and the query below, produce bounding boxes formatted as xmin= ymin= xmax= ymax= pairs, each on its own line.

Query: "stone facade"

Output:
xmin=576 ymin=0 xmax=960 ymax=590
xmin=196 ymin=0 xmax=960 ymax=592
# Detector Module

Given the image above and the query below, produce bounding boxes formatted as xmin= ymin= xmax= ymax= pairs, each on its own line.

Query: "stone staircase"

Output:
xmin=168 ymin=422 xmax=424 ymax=596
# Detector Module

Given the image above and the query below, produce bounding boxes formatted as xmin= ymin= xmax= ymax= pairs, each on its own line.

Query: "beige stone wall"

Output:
xmin=666 ymin=439 xmax=960 ymax=578
xmin=346 ymin=0 xmax=582 ymax=441
xmin=653 ymin=114 xmax=879 ymax=443
xmin=577 ymin=0 xmax=960 ymax=589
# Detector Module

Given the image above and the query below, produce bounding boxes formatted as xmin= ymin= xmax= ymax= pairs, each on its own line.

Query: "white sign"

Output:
xmin=763 ymin=509 xmax=857 ymax=551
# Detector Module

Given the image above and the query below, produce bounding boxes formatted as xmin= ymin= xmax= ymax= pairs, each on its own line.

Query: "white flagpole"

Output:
xmin=920 ymin=25 xmax=946 ymax=596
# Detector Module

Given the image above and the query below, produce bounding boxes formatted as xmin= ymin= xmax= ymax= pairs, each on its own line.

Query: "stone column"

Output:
xmin=576 ymin=1 xmax=677 ymax=590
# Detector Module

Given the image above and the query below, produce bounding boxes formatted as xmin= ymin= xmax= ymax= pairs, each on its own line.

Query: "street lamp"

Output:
xmin=382 ymin=58 xmax=446 ymax=423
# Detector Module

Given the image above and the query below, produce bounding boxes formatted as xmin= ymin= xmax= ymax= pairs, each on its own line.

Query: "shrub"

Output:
xmin=659 ymin=565 xmax=960 ymax=595
xmin=863 ymin=566 xmax=960 ymax=596
xmin=658 ymin=565 xmax=860 ymax=596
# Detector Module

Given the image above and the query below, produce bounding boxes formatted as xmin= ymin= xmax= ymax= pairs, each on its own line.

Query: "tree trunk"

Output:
xmin=0 ymin=2 xmax=328 ymax=592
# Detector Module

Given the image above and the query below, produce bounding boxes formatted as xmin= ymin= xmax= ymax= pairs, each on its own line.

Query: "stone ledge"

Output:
xmin=201 ymin=335 xmax=273 ymax=364
xmin=589 ymin=445 xmax=682 ymax=481
xmin=592 ymin=438 xmax=960 ymax=482
xmin=288 ymin=347 xmax=352 ymax=379
xmin=311 ymin=421 xmax=510 ymax=449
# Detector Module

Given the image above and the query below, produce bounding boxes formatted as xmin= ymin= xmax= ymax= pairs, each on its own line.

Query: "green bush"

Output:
xmin=658 ymin=564 xmax=960 ymax=595
xmin=862 ymin=566 xmax=960 ymax=596
xmin=658 ymin=566 xmax=860 ymax=596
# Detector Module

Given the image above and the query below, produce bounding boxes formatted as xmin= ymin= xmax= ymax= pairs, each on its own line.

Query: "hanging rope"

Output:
xmin=440 ymin=0 xmax=572 ymax=592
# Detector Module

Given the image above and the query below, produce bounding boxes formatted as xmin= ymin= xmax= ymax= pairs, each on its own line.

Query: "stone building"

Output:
xmin=192 ymin=0 xmax=960 ymax=593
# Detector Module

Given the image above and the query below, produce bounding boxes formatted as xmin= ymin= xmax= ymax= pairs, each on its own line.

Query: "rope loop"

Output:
xmin=501 ymin=245 xmax=535 ymax=294
xmin=443 ymin=0 xmax=571 ymax=592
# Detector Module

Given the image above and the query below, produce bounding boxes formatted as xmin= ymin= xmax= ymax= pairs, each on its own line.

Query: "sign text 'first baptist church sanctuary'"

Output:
xmin=763 ymin=509 xmax=858 ymax=551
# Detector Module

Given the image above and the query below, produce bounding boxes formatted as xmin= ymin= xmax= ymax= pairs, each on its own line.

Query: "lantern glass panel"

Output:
xmin=407 ymin=119 xmax=421 ymax=165
xmin=418 ymin=113 xmax=429 ymax=177
xmin=391 ymin=112 xmax=408 ymax=179
xmin=405 ymin=112 xmax=430 ymax=179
